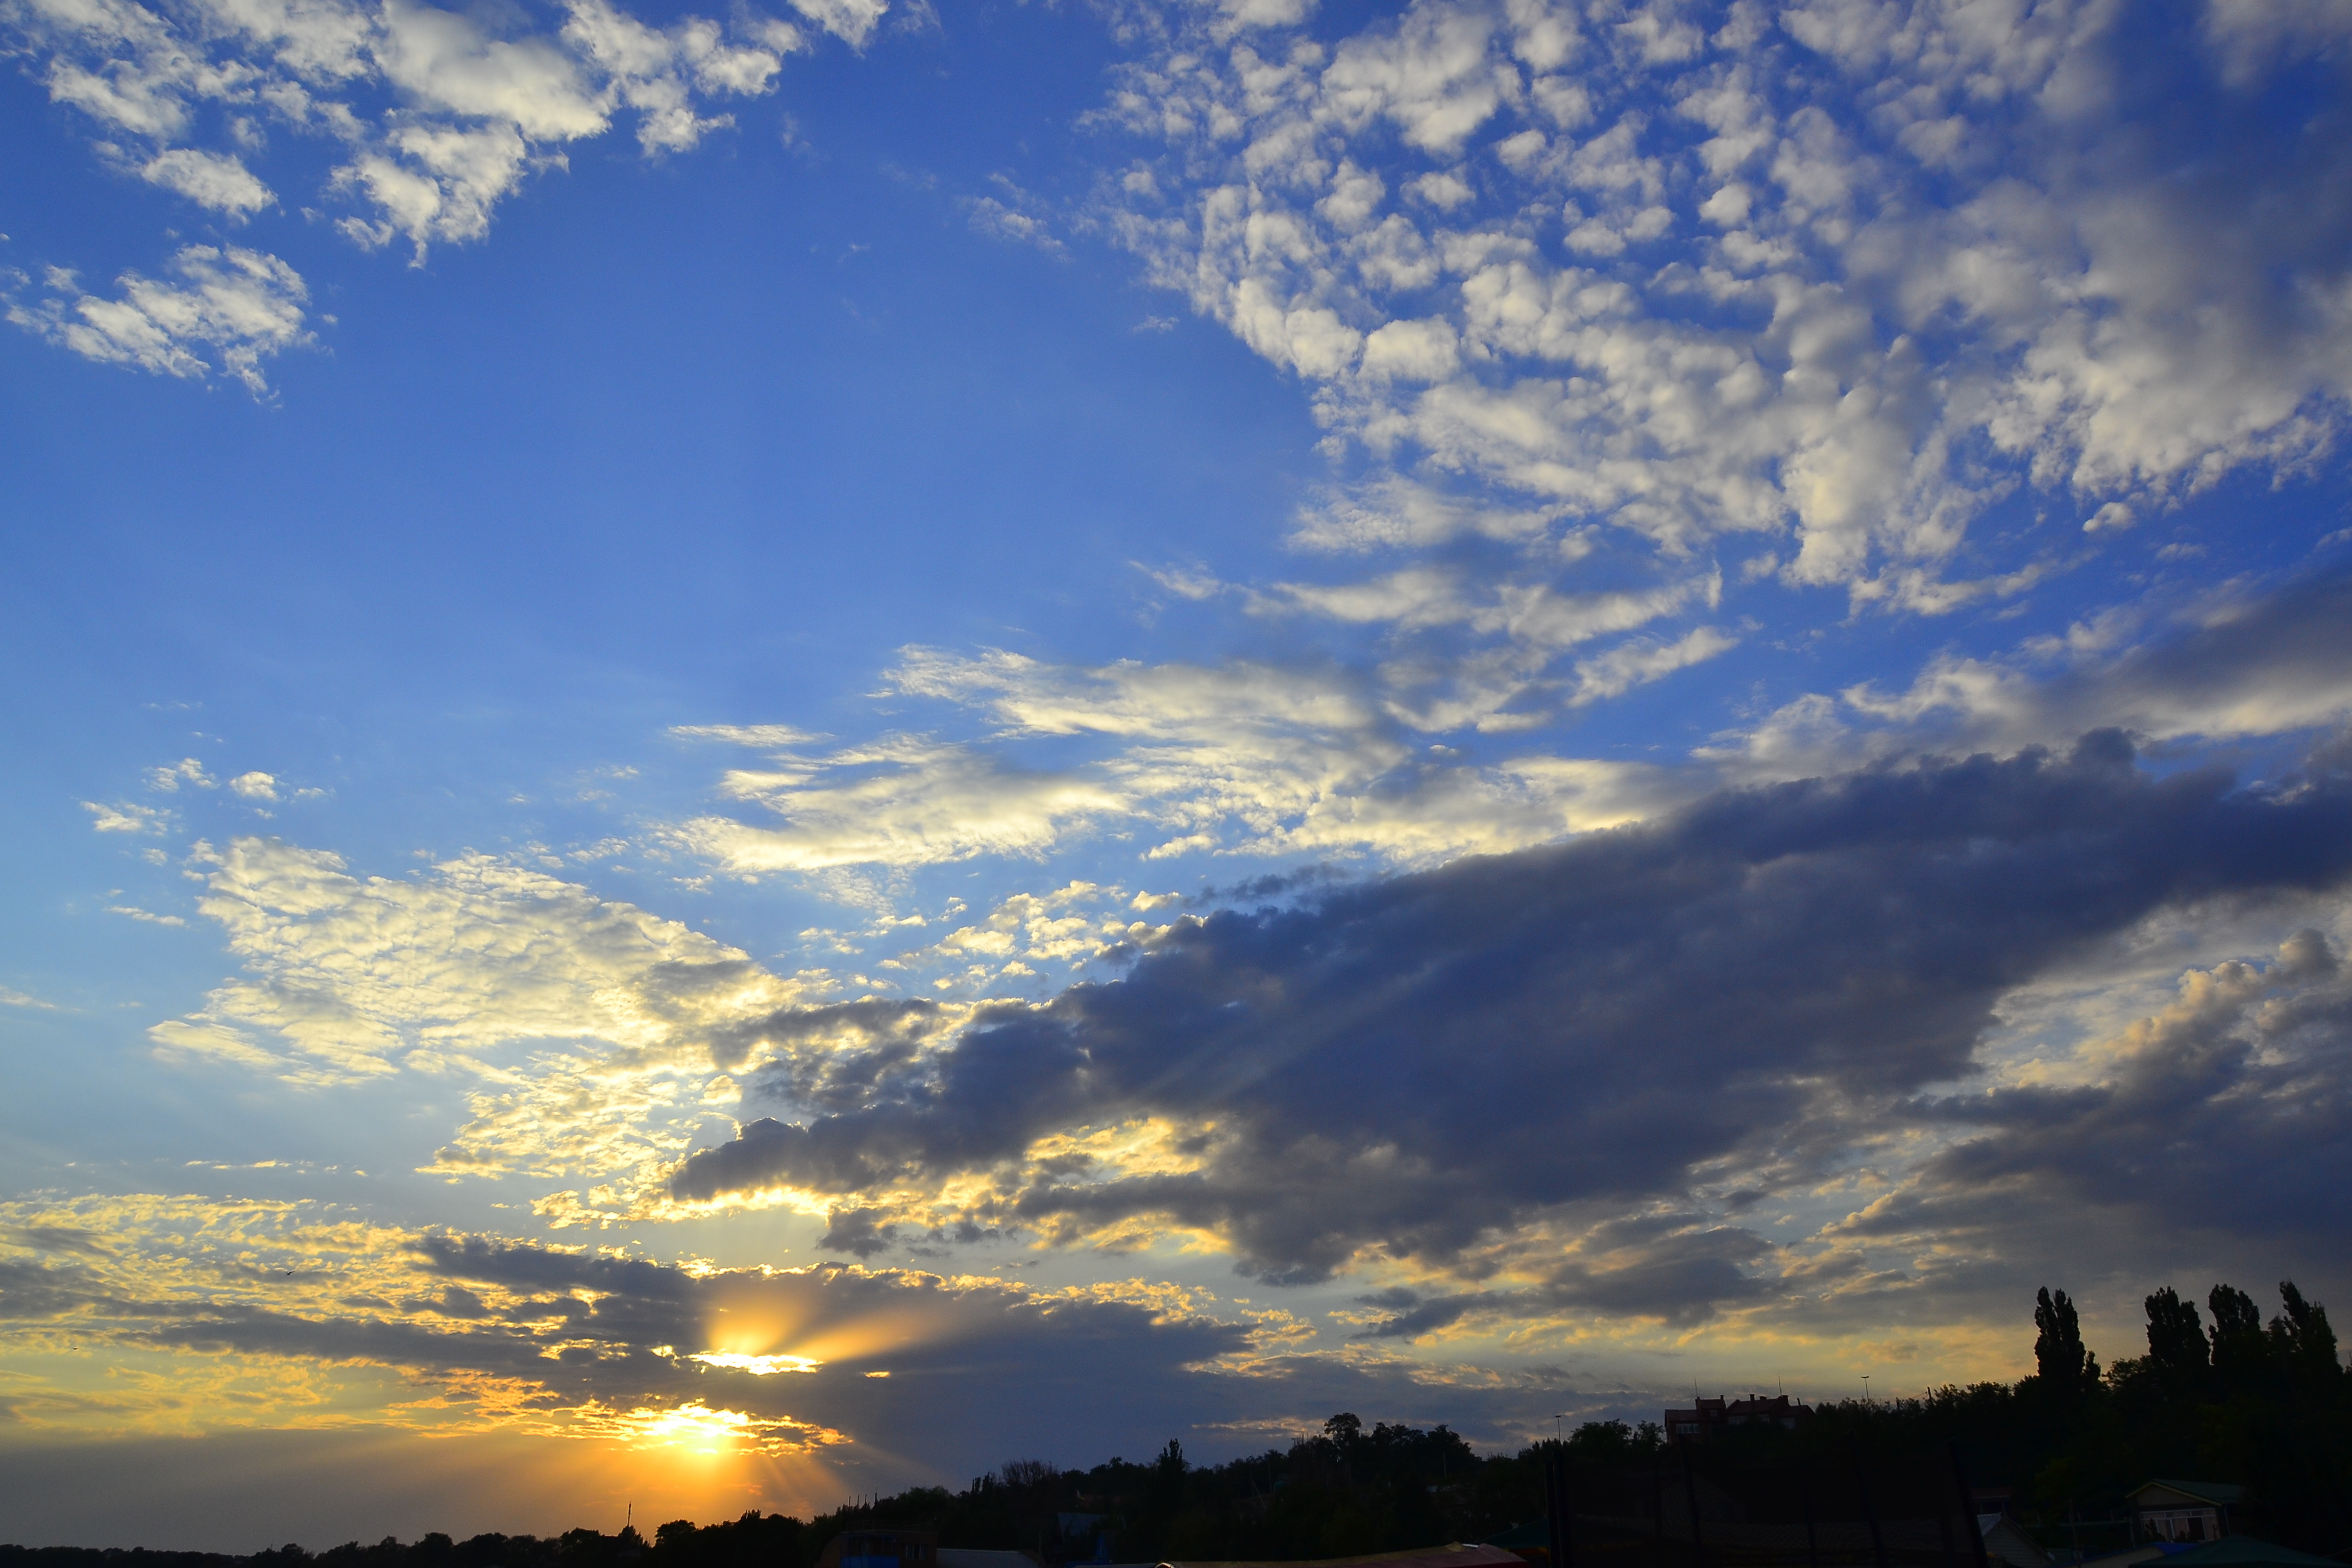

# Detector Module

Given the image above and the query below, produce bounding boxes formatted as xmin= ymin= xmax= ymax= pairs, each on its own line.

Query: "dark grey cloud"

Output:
xmin=1832 ymin=922 xmax=2352 ymax=1284
xmin=1801 ymin=572 xmax=2352 ymax=766
xmin=712 ymin=998 xmax=950 ymax=1094
xmin=0 ymin=1254 xmax=114 ymax=1320
xmin=2070 ymin=575 xmax=2352 ymax=735
xmin=1348 ymin=1221 xmax=1779 ymax=1339
xmin=401 ymin=1237 xmax=1665 ymax=1470
xmin=0 ymin=1225 xmax=113 ymax=1259
xmin=669 ymin=722 xmax=2352 ymax=1310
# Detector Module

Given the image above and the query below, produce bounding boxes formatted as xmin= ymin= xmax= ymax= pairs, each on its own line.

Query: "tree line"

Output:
xmin=6 ymin=1276 xmax=2343 ymax=1568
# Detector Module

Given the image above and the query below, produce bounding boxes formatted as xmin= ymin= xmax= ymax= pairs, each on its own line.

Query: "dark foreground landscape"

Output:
xmin=7 ymin=1281 xmax=2346 ymax=1566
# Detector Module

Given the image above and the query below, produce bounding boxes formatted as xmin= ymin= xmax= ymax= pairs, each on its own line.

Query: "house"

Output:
xmin=817 ymin=1530 xmax=943 ymax=1568
xmin=938 ymin=1552 xmax=1041 ymax=1568
xmin=1481 ymin=1518 xmax=1554 ymax=1566
xmin=2127 ymin=1483 xmax=2244 ymax=1545
xmin=2156 ymin=1537 xmax=2340 ymax=1568
xmin=2070 ymin=1546 xmax=2184 ymax=1568
xmin=1659 ymin=1393 xmax=1811 ymax=1441
xmin=1161 ymin=1545 xmax=1528 ymax=1568
xmin=1977 ymin=1514 xmax=2052 ymax=1568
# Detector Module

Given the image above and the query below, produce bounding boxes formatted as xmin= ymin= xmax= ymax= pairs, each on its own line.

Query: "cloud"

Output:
xmin=1828 ymin=924 xmax=2352 ymax=1289
xmin=675 ymin=648 xmax=1677 ymax=874
xmin=910 ymin=881 xmax=1161 ymax=980
xmin=1567 ymin=624 xmax=1738 ymax=705
xmin=83 ymin=800 xmax=171 ymax=833
xmin=964 ymin=176 xmax=1066 ymax=255
xmin=4 ymin=0 xmax=817 ymax=270
xmin=1287 ymin=476 xmax=1565 ymax=553
xmin=664 ymin=730 xmax=2352 ymax=1307
xmin=965 ymin=197 xmax=1064 ymax=255
xmin=148 ymin=757 xmax=216 ymax=791
xmin=1715 ymin=572 xmax=2352 ymax=777
xmin=229 ymin=771 xmax=279 ymax=801
xmin=1097 ymin=0 xmax=2352 ymax=619
xmin=2199 ymin=0 xmax=2352 ymax=89
xmin=678 ymin=737 xmax=1129 ymax=870
xmin=117 ymin=581 xmax=2352 ymax=1349
xmin=6 ymin=246 xmax=311 ymax=394
xmin=139 ymin=148 xmax=276 ymax=216
xmin=377 ymin=0 xmax=606 ymax=140
xmin=670 ymin=570 xmax=2352 ymax=930
xmin=782 ymin=0 xmax=886 ymax=48
xmin=671 ymin=723 xmax=828 ymax=746
xmin=156 ymin=839 xmax=812 ymax=1178
xmin=0 ymin=1194 xmax=1358 ymax=1475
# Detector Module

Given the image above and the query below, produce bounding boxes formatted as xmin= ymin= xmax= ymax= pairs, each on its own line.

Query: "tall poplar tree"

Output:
xmin=2035 ymin=1287 xmax=2100 ymax=1395
xmin=2209 ymin=1284 xmax=2269 ymax=1387
xmin=2269 ymin=1281 xmax=2343 ymax=1397
xmin=2144 ymin=1287 xmax=2209 ymax=1383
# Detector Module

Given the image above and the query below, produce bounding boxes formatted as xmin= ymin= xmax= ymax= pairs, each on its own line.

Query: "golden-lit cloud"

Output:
xmin=686 ymin=1352 xmax=821 ymax=1375
xmin=0 ymin=1193 xmax=1315 ymax=1476
xmin=150 ymin=838 xmax=817 ymax=1182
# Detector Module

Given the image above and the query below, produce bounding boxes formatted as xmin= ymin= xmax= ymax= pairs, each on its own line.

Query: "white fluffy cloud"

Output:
xmin=4 ymin=0 xmax=819 ymax=267
xmin=5 ymin=245 xmax=310 ymax=393
xmin=780 ymin=0 xmax=885 ymax=48
xmin=83 ymin=800 xmax=172 ymax=832
xmin=1099 ymin=0 xmax=2352 ymax=617
xmin=138 ymin=147 xmax=276 ymax=215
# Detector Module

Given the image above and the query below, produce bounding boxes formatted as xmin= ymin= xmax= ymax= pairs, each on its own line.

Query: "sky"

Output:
xmin=4 ymin=0 xmax=2352 ymax=1548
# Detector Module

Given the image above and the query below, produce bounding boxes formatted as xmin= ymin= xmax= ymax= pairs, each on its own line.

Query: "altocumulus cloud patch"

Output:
xmin=0 ymin=0 xmax=861 ymax=388
xmin=1085 ymin=0 xmax=2352 ymax=738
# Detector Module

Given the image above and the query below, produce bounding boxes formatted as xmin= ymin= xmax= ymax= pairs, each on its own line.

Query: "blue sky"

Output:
xmin=6 ymin=0 xmax=2352 ymax=1548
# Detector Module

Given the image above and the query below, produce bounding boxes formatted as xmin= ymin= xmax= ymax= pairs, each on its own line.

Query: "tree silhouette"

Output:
xmin=2033 ymin=1287 xmax=2099 ymax=1395
xmin=2209 ymin=1283 xmax=2268 ymax=1386
xmin=2143 ymin=1287 xmax=2208 ymax=1384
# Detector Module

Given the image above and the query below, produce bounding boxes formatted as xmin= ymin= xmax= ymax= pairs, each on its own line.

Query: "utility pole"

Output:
xmin=1542 ymin=1434 xmax=1572 ymax=1568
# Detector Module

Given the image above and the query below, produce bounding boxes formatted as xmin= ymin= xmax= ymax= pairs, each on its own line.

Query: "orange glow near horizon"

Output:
xmin=0 ymin=1420 xmax=867 ymax=1547
xmin=523 ymin=1413 xmax=861 ymax=1527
